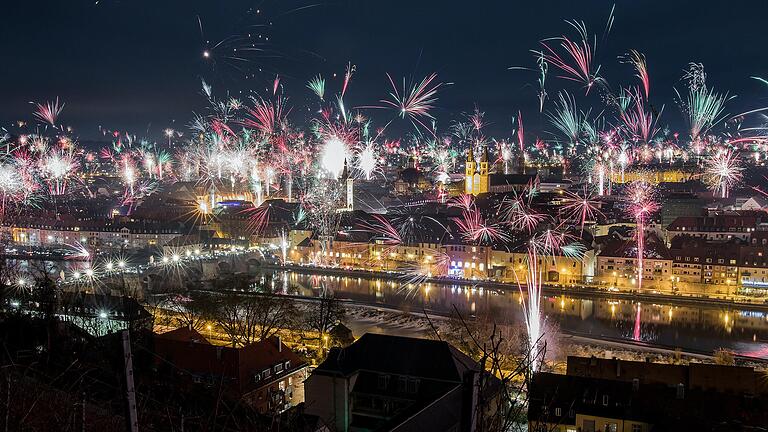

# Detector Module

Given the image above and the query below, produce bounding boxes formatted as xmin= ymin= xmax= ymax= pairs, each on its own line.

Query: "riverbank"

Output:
xmin=341 ymin=302 xmax=768 ymax=369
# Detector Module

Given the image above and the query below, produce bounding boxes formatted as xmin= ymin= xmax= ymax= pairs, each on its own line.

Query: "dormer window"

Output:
xmin=377 ymin=374 xmax=390 ymax=390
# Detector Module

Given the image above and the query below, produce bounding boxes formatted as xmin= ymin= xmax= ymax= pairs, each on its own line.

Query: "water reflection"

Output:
xmin=259 ymin=269 xmax=768 ymax=358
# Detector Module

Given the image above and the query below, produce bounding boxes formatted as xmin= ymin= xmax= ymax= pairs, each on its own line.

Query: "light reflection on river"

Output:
xmin=259 ymin=269 xmax=768 ymax=359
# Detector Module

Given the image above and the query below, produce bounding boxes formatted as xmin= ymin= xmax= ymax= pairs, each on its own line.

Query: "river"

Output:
xmin=257 ymin=267 xmax=768 ymax=359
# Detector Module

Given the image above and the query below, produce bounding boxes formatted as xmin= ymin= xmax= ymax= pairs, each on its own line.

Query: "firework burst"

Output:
xmin=704 ymin=149 xmax=744 ymax=198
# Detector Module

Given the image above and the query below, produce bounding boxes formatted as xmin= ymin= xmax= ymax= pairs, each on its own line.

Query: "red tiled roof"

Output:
xmin=668 ymin=213 xmax=764 ymax=231
xmin=156 ymin=326 xmax=211 ymax=345
xmin=154 ymin=330 xmax=307 ymax=396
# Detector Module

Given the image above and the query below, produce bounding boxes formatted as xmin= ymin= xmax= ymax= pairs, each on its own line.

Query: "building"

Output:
xmin=393 ymin=157 xmax=432 ymax=196
xmin=304 ymin=333 xmax=500 ymax=432
xmin=465 ymin=146 xmax=491 ymax=195
xmin=4 ymin=218 xmax=187 ymax=251
xmin=658 ymin=193 xmax=705 ymax=229
xmin=153 ymin=328 xmax=309 ymax=414
xmin=666 ymin=212 xmax=767 ymax=243
xmin=594 ymin=233 xmax=673 ymax=291
xmin=668 ymin=237 xmax=741 ymax=295
xmin=528 ymin=356 xmax=768 ymax=431
xmin=609 ymin=166 xmax=694 ymax=185
xmin=340 ymin=158 xmax=354 ymax=211
xmin=465 ymin=146 xmax=539 ymax=196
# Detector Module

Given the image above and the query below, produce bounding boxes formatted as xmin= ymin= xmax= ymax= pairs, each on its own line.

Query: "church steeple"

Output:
xmin=340 ymin=158 xmax=350 ymax=181
xmin=466 ymin=146 xmax=490 ymax=196
xmin=478 ymin=145 xmax=490 ymax=176
xmin=340 ymin=158 xmax=354 ymax=212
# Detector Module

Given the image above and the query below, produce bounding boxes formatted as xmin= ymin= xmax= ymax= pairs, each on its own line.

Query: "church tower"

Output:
xmin=478 ymin=145 xmax=490 ymax=194
xmin=340 ymin=158 xmax=353 ymax=211
xmin=465 ymin=147 xmax=476 ymax=195
xmin=465 ymin=146 xmax=490 ymax=196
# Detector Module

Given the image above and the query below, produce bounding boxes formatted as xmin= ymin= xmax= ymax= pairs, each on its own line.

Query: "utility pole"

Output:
xmin=80 ymin=392 xmax=86 ymax=432
xmin=121 ymin=330 xmax=139 ymax=432
xmin=4 ymin=375 xmax=10 ymax=432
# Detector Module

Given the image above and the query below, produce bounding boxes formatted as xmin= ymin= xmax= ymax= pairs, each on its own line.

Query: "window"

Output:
xmin=274 ymin=363 xmax=283 ymax=374
xmin=407 ymin=379 xmax=419 ymax=393
xmin=262 ymin=369 xmax=271 ymax=378
xmin=397 ymin=376 xmax=408 ymax=392
xmin=602 ymin=395 xmax=609 ymax=406
xmin=606 ymin=424 xmax=618 ymax=432
xmin=377 ymin=374 xmax=390 ymax=389
xmin=284 ymin=361 xmax=291 ymax=370
xmin=583 ymin=420 xmax=596 ymax=432
xmin=554 ymin=407 xmax=562 ymax=417
xmin=632 ymin=425 xmax=642 ymax=432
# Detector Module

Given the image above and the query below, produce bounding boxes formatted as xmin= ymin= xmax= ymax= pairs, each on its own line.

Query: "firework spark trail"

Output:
xmin=625 ymin=181 xmax=658 ymax=292
xmin=453 ymin=207 xmax=510 ymax=245
xmin=242 ymin=97 xmax=290 ymax=135
xmin=514 ymin=226 xmax=584 ymax=370
xmin=560 ymin=186 xmax=604 ymax=233
xmin=539 ymin=20 xmax=602 ymax=94
xmin=0 ymin=163 xmax=24 ymax=220
xmin=307 ymin=75 xmax=326 ymax=100
xmin=512 ymin=245 xmax=547 ymax=371
xmin=620 ymin=88 xmax=659 ymax=144
xmin=704 ymin=149 xmax=744 ymax=198
xmin=677 ymin=73 xmax=732 ymax=141
xmin=548 ymin=92 xmax=585 ymax=147
xmin=448 ymin=193 xmax=475 ymax=212
xmin=373 ymin=72 xmax=444 ymax=135
xmin=537 ymin=52 xmax=548 ymax=112
xmin=357 ymin=214 xmax=403 ymax=245
xmin=621 ymin=50 xmax=650 ymax=99
xmin=342 ymin=62 xmax=355 ymax=99
xmin=499 ymin=190 xmax=549 ymax=234
xmin=33 ymin=98 xmax=65 ymax=127
xmin=40 ymin=150 xmax=78 ymax=195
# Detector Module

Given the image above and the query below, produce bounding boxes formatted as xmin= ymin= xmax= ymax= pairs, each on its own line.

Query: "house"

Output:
xmin=153 ymin=327 xmax=309 ymax=414
xmin=594 ymin=233 xmax=672 ymax=291
xmin=304 ymin=333 xmax=500 ymax=432
xmin=668 ymin=237 xmax=741 ymax=295
xmin=528 ymin=356 xmax=768 ymax=431
xmin=666 ymin=212 xmax=766 ymax=243
xmin=741 ymin=195 xmax=768 ymax=211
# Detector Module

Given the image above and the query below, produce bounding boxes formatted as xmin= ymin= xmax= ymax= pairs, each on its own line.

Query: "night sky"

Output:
xmin=2 ymin=0 xmax=768 ymax=141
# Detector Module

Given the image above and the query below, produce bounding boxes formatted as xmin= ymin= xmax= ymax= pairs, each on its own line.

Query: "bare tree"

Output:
xmin=214 ymin=293 xmax=296 ymax=347
xmin=250 ymin=293 xmax=297 ymax=342
xmin=303 ymin=290 xmax=345 ymax=349
xmin=426 ymin=306 xmax=545 ymax=432
xmin=162 ymin=291 xmax=213 ymax=331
